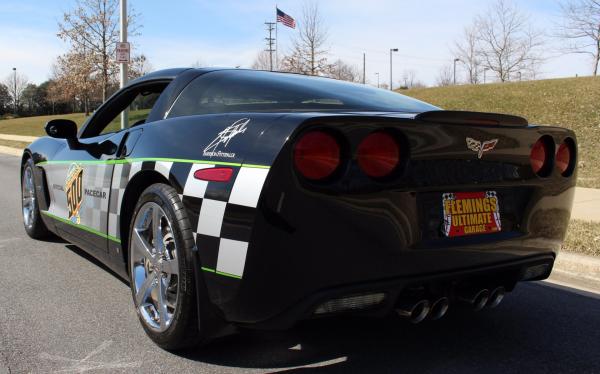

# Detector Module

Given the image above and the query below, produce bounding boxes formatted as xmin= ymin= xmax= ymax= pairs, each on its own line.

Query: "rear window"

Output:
xmin=167 ymin=70 xmax=437 ymax=118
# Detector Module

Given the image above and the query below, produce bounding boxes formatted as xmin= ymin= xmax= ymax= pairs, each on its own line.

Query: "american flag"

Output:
xmin=276 ymin=8 xmax=296 ymax=29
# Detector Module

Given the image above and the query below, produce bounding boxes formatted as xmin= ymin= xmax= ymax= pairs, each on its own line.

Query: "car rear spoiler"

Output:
xmin=415 ymin=110 xmax=528 ymax=127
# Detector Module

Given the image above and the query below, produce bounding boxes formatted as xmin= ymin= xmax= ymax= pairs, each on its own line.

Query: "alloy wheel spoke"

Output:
xmin=132 ymin=229 xmax=154 ymax=260
xmin=136 ymin=273 xmax=156 ymax=306
xmin=157 ymin=277 xmax=169 ymax=329
xmin=153 ymin=207 xmax=165 ymax=254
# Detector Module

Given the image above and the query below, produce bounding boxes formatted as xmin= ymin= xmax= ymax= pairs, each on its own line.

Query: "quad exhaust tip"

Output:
xmin=396 ymin=299 xmax=430 ymax=324
xmin=459 ymin=289 xmax=490 ymax=312
xmin=429 ymin=297 xmax=450 ymax=320
xmin=487 ymin=286 xmax=505 ymax=308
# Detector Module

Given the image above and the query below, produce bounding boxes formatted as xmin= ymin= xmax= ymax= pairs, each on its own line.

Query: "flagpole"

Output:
xmin=275 ymin=4 xmax=278 ymax=71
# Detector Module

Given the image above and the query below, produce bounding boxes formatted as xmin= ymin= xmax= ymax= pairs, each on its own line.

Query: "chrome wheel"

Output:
xmin=22 ymin=166 xmax=36 ymax=229
xmin=130 ymin=202 xmax=179 ymax=332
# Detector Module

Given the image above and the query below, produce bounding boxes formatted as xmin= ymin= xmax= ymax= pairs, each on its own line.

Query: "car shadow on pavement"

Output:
xmin=181 ymin=282 xmax=600 ymax=373
xmin=64 ymin=244 xmax=129 ymax=285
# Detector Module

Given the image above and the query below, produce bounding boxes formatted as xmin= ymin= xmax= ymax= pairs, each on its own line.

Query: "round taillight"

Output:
xmin=530 ymin=137 xmax=550 ymax=176
xmin=293 ymin=130 xmax=341 ymax=180
xmin=556 ymin=139 xmax=574 ymax=176
xmin=357 ymin=132 xmax=400 ymax=178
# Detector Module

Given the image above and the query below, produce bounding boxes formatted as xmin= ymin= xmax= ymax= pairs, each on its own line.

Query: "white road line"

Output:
xmin=39 ymin=340 xmax=141 ymax=373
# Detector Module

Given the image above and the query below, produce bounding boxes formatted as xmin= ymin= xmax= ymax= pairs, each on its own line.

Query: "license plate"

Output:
xmin=442 ymin=191 xmax=501 ymax=237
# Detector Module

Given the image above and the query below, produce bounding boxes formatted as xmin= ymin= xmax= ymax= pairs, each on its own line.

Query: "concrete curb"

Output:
xmin=0 ymin=134 xmax=38 ymax=142
xmin=553 ymin=251 xmax=600 ymax=281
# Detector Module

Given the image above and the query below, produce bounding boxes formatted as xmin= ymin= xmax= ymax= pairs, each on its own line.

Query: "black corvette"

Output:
xmin=21 ymin=68 xmax=577 ymax=349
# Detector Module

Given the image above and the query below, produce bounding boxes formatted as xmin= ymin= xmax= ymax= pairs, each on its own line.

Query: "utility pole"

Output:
xmin=120 ymin=0 xmax=128 ymax=129
xmin=389 ymin=48 xmax=398 ymax=90
xmin=362 ymin=53 xmax=366 ymax=84
xmin=265 ymin=22 xmax=276 ymax=71
xmin=453 ymin=58 xmax=460 ymax=85
xmin=12 ymin=67 xmax=17 ymax=114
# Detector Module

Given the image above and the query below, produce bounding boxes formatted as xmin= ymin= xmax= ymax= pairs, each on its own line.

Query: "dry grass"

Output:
xmin=404 ymin=76 xmax=600 ymax=188
xmin=562 ymin=219 xmax=600 ymax=257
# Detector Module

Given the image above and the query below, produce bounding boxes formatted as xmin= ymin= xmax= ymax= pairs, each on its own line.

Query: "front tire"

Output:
xmin=22 ymin=158 xmax=50 ymax=239
xmin=128 ymin=183 xmax=219 ymax=350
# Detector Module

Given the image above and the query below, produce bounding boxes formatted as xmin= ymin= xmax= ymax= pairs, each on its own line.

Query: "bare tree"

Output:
xmin=400 ymin=69 xmax=418 ymax=88
xmin=453 ymin=25 xmax=481 ymax=84
xmin=251 ymin=51 xmax=275 ymax=70
xmin=436 ymin=65 xmax=454 ymax=86
xmin=476 ymin=0 xmax=544 ymax=82
xmin=3 ymin=71 xmax=29 ymax=113
xmin=58 ymin=0 xmax=139 ymax=101
xmin=50 ymin=52 xmax=99 ymax=115
xmin=326 ymin=59 xmax=361 ymax=82
xmin=129 ymin=54 xmax=152 ymax=79
xmin=556 ymin=0 xmax=600 ymax=75
xmin=281 ymin=1 xmax=329 ymax=75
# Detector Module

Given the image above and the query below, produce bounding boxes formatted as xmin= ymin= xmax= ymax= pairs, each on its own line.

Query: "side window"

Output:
xmin=80 ymin=82 xmax=168 ymax=139
xmin=100 ymin=91 xmax=162 ymax=135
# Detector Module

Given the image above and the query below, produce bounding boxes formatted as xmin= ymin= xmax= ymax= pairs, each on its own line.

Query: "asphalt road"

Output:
xmin=1 ymin=153 xmax=599 ymax=374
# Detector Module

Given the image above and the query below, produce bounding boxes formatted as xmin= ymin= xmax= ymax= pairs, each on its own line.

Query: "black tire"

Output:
xmin=128 ymin=183 xmax=225 ymax=350
xmin=22 ymin=158 xmax=50 ymax=239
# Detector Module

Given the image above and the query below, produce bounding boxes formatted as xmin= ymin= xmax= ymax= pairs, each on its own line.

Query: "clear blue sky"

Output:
xmin=0 ymin=0 xmax=592 ymax=86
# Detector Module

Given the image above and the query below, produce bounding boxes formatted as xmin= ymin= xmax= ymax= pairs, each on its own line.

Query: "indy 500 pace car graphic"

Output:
xmin=21 ymin=68 xmax=577 ymax=350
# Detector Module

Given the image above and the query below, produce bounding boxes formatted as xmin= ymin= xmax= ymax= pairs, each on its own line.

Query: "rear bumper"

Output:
xmin=239 ymin=254 xmax=554 ymax=330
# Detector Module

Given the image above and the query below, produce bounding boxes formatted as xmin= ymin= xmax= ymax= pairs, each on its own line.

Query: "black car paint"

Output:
xmin=22 ymin=68 xmax=576 ymax=330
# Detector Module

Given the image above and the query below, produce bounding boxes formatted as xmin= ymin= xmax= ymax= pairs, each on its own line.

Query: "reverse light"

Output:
xmin=556 ymin=138 xmax=575 ymax=176
xmin=530 ymin=137 xmax=551 ymax=176
xmin=293 ymin=130 xmax=341 ymax=180
xmin=357 ymin=132 xmax=400 ymax=178
xmin=194 ymin=167 xmax=234 ymax=182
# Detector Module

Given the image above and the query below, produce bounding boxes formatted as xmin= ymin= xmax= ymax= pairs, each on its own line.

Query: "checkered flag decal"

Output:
xmin=109 ymin=160 xmax=269 ymax=281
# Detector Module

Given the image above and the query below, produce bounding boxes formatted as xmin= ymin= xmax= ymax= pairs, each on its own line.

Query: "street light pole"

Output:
xmin=453 ymin=58 xmax=460 ymax=85
xmin=390 ymin=48 xmax=398 ymax=90
xmin=120 ymin=0 xmax=128 ymax=129
xmin=362 ymin=53 xmax=366 ymax=84
xmin=12 ymin=68 xmax=17 ymax=114
xmin=375 ymin=72 xmax=380 ymax=88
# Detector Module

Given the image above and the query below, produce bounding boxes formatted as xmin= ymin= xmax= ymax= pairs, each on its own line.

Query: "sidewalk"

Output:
xmin=572 ymin=187 xmax=600 ymax=222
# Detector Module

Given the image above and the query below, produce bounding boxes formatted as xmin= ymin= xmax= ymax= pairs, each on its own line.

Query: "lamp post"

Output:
xmin=453 ymin=58 xmax=460 ymax=85
xmin=375 ymin=72 xmax=380 ymax=88
xmin=12 ymin=67 xmax=17 ymax=114
xmin=120 ymin=0 xmax=128 ymax=129
xmin=389 ymin=48 xmax=398 ymax=90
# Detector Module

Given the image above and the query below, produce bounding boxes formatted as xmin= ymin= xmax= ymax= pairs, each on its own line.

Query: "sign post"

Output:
xmin=119 ymin=0 xmax=128 ymax=129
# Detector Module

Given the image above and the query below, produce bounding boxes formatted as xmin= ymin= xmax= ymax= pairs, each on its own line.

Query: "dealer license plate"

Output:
xmin=442 ymin=191 xmax=501 ymax=237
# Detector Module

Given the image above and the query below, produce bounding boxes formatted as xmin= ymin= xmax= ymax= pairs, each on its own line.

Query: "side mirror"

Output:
xmin=45 ymin=119 xmax=78 ymax=139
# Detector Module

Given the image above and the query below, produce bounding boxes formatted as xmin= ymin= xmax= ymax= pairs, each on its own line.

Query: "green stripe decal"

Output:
xmin=36 ymin=157 xmax=270 ymax=169
xmin=41 ymin=211 xmax=121 ymax=244
xmin=201 ymin=267 xmax=242 ymax=280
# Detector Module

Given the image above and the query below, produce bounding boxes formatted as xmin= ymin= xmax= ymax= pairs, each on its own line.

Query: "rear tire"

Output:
xmin=22 ymin=158 xmax=50 ymax=239
xmin=128 ymin=183 xmax=224 ymax=350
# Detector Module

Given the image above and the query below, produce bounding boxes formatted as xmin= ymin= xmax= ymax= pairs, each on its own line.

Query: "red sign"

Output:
xmin=442 ymin=191 xmax=501 ymax=237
